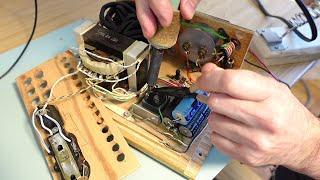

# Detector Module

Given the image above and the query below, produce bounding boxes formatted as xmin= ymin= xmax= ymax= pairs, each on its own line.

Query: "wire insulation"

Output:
xmin=0 ymin=0 xmax=38 ymax=79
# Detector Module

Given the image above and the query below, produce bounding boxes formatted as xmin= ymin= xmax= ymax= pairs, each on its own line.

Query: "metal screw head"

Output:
xmin=123 ymin=111 xmax=131 ymax=118
xmin=198 ymin=46 xmax=207 ymax=59
xmin=182 ymin=41 xmax=191 ymax=52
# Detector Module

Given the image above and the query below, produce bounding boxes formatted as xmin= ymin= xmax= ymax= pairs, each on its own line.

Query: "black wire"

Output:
xmin=99 ymin=1 xmax=147 ymax=42
xmin=0 ymin=0 xmax=38 ymax=79
xmin=254 ymin=0 xmax=317 ymax=42
xmin=244 ymin=59 xmax=290 ymax=88
xmin=244 ymin=59 xmax=270 ymax=73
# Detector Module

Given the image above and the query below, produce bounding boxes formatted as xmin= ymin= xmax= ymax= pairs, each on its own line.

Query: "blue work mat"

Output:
xmin=0 ymin=19 xmax=229 ymax=180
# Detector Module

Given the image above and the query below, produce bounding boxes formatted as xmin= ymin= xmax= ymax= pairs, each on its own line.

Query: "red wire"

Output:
xmin=249 ymin=50 xmax=280 ymax=81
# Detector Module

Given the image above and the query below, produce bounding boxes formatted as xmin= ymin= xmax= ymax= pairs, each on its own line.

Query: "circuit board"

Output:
xmin=16 ymin=52 xmax=140 ymax=180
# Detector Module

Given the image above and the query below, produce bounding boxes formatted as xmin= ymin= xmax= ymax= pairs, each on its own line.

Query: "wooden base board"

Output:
xmin=16 ymin=52 xmax=139 ymax=180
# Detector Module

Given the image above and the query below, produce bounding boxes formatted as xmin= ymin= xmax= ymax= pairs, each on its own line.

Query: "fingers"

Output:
xmin=212 ymin=131 xmax=267 ymax=166
xmin=135 ymin=0 xmax=157 ymax=38
xmin=192 ymin=63 xmax=278 ymax=101
xmin=136 ymin=0 xmax=201 ymax=38
xmin=180 ymin=0 xmax=201 ymax=19
xmin=211 ymin=131 xmax=246 ymax=161
xmin=198 ymin=93 xmax=263 ymax=126
xmin=149 ymin=0 xmax=173 ymax=27
xmin=208 ymin=113 xmax=259 ymax=148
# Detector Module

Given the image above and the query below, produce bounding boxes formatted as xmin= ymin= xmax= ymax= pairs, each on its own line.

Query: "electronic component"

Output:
xmin=178 ymin=20 xmax=241 ymax=78
xmin=75 ymin=1 xmax=150 ymax=101
xmin=48 ymin=132 xmax=82 ymax=180
xmin=172 ymin=90 xmax=207 ymax=125
xmin=131 ymin=87 xmax=211 ymax=151
xmin=83 ymin=24 xmax=135 ymax=60
xmin=32 ymin=105 xmax=90 ymax=180
xmin=178 ymin=28 xmax=216 ymax=63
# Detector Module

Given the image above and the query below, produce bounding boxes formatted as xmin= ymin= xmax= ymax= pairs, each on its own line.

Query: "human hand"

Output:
xmin=191 ymin=63 xmax=320 ymax=178
xmin=135 ymin=0 xmax=201 ymax=38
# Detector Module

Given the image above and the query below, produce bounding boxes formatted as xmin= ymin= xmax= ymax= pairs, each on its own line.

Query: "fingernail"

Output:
xmin=183 ymin=1 xmax=196 ymax=20
xmin=196 ymin=94 xmax=208 ymax=104
xmin=189 ymin=83 xmax=198 ymax=93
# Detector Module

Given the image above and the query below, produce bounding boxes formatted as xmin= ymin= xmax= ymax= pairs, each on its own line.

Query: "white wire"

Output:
xmin=41 ymin=69 xmax=79 ymax=111
xmin=39 ymin=115 xmax=53 ymax=136
xmin=32 ymin=108 xmax=51 ymax=154
xmin=87 ymin=79 xmax=137 ymax=102
xmin=81 ymin=49 xmax=139 ymax=68
xmin=78 ymin=58 xmax=143 ymax=83
xmin=44 ymin=114 xmax=71 ymax=143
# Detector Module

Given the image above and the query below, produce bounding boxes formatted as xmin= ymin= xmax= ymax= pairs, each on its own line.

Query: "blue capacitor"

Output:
xmin=172 ymin=90 xmax=208 ymax=125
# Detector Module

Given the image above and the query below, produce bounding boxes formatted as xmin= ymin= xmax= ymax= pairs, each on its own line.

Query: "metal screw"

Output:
xmin=123 ymin=111 xmax=131 ymax=118
xmin=182 ymin=41 xmax=191 ymax=52
xmin=198 ymin=46 xmax=207 ymax=59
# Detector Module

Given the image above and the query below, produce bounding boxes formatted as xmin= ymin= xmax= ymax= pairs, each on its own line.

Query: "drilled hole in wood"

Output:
xmin=84 ymin=95 xmax=90 ymax=101
xmin=28 ymin=88 xmax=35 ymax=96
xmin=64 ymin=63 xmax=71 ymax=68
xmin=24 ymin=77 xmax=32 ymax=86
xmin=106 ymin=134 xmax=114 ymax=142
xmin=32 ymin=97 xmax=40 ymax=106
xmin=89 ymin=102 xmax=95 ymax=109
xmin=102 ymin=126 xmax=109 ymax=133
xmin=97 ymin=118 xmax=104 ymax=124
xmin=75 ymin=81 xmax=82 ymax=87
xmin=71 ymin=74 xmax=78 ymax=80
xmin=61 ymin=56 xmax=67 ymax=63
xmin=95 ymin=110 xmax=100 ymax=116
xmin=43 ymin=89 xmax=51 ymax=99
xmin=117 ymin=153 xmax=125 ymax=162
xmin=35 ymin=71 xmax=44 ymax=79
xmin=68 ymin=68 xmax=75 ymax=73
xmin=112 ymin=143 xmax=120 ymax=151
xmin=39 ymin=80 xmax=48 ymax=89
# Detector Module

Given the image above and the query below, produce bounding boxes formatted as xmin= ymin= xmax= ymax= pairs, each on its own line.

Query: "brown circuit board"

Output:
xmin=16 ymin=52 xmax=140 ymax=180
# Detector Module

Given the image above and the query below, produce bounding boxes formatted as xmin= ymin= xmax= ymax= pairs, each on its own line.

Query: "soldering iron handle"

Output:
xmin=147 ymin=48 xmax=164 ymax=88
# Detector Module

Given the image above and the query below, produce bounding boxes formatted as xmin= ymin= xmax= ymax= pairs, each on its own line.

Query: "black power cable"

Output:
xmin=255 ymin=0 xmax=318 ymax=42
xmin=0 ymin=0 xmax=38 ymax=79
xmin=99 ymin=1 xmax=146 ymax=42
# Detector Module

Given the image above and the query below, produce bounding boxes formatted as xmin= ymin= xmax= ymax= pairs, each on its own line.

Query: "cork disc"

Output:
xmin=149 ymin=11 xmax=181 ymax=49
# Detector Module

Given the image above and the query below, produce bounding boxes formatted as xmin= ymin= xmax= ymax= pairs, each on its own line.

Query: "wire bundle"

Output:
xmin=99 ymin=1 xmax=146 ymax=42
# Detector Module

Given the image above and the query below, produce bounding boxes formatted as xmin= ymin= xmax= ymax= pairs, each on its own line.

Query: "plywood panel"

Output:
xmin=16 ymin=52 xmax=139 ymax=180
